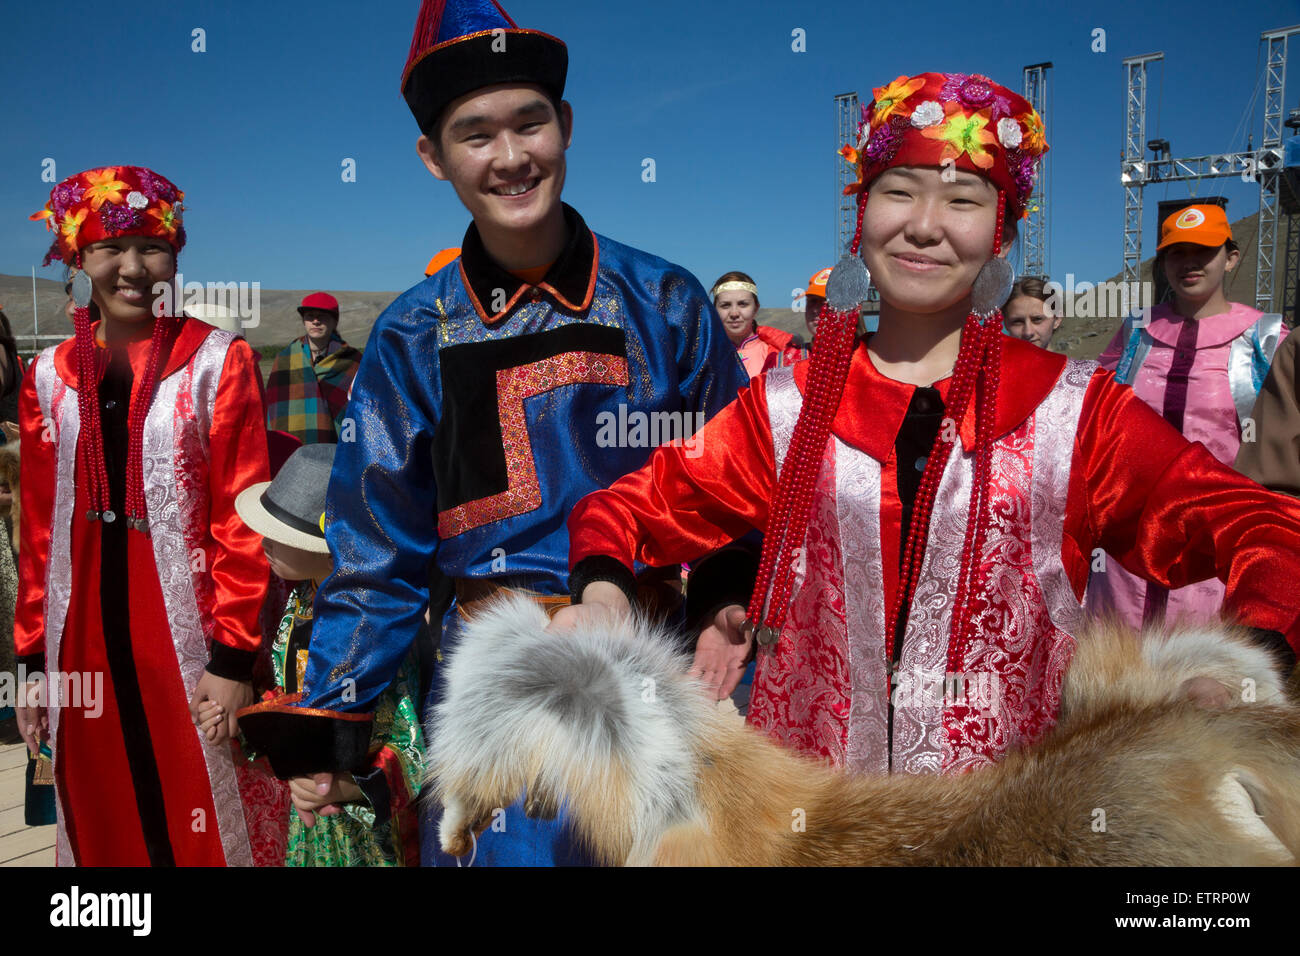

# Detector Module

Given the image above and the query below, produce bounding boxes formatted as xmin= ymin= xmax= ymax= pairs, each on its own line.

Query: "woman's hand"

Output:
xmin=16 ymin=679 xmax=48 ymax=758
xmin=690 ymin=605 xmax=752 ymax=701
xmin=188 ymin=672 xmax=253 ymax=745
xmin=547 ymin=581 xmax=632 ymax=632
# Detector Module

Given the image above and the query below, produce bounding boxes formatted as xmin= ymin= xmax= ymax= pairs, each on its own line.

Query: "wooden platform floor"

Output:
xmin=0 ymin=742 xmax=54 ymax=866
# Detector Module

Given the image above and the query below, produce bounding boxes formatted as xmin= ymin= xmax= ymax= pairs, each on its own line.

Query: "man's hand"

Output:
xmin=288 ymin=772 xmax=360 ymax=827
xmin=547 ymin=581 xmax=632 ymax=632
xmin=16 ymin=679 xmax=48 ymax=758
xmin=690 ymin=604 xmax=751 ymax=701
xmin=188 ymin=672 xmax=254 ymax=745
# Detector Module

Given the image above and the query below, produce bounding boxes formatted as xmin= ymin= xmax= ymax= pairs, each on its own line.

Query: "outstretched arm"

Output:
xmin=1076 ymin=369 xmax=1300 ymax=659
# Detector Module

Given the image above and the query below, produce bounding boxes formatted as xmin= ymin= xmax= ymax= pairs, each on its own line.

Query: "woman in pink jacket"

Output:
xmin=1089 ymin=203 xmax=1286 ymax=629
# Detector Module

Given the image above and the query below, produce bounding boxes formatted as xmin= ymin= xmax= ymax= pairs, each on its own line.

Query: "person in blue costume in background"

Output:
xmin=236 ymin=0 xmax=749 ymax=866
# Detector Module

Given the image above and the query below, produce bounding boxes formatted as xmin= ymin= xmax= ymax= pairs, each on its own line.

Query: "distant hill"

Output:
xmin=0 ymin=274 xmax=401 ymax=357
xmin=2 ymin=207 xmax=1289 ymax=361
xmin=761 ymin=209 xmax=1295 ymax=362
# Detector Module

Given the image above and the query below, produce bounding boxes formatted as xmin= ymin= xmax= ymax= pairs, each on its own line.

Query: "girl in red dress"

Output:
xmin=16 ymin=166 xmax=283 ymax=864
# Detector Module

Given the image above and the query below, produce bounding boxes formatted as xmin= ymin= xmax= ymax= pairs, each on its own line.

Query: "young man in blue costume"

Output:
xmin=237 ymin=0 xmax=747 ymax=865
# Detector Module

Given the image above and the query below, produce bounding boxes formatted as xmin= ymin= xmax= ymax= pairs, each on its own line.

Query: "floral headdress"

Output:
xmin=840 ymin=72 xmax=1047 ymax=220
xmin=745 ymin=72 xmax=1050 ymax=690
xmin=28 ymin=165 xmax=188 ymax=536
xmin=30 ymin=165 xmax=186 ymax=267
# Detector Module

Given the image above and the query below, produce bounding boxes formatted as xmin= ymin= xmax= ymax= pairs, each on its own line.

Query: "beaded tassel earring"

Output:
xmin=69 ymin=265 xmax=179 ymax=536
xmin=743 ymin=190 xmax=870 ymax=646
xmin=69 ymin=268 xmax=113 ymax=524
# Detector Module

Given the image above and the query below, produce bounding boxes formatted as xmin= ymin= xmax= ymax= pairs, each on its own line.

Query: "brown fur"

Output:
xmin=437 ymin=617 xmax=1300 ymax=865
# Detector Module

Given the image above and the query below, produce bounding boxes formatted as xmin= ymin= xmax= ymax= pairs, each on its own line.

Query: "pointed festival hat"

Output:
xmin=401 ymin=0 xmax=568 ymax=134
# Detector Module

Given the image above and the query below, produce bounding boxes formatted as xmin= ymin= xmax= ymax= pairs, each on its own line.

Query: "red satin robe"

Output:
xmin=15 ymin=318 xmax=283 ymax=865
xmin=569 ymin=335 xmax=1300 ymax=772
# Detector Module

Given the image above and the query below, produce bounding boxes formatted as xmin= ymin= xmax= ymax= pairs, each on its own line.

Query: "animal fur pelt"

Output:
xmin=427 ymin=597 xmax=1300 ymax=866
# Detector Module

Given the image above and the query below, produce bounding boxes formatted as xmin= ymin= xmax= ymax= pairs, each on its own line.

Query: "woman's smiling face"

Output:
xmin=861 ymin=165 xmax=1002 ymax=315
xmin=79 ymin=235 xmax=176 ymax=324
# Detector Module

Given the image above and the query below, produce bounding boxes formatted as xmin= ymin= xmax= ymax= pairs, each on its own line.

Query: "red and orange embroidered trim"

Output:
xmin=438 ymin=350 xmax=629 ymax=538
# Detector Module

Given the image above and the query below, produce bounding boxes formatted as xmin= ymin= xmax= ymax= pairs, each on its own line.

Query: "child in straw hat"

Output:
xmin=232 ymin=444 xmax=423 ymax=866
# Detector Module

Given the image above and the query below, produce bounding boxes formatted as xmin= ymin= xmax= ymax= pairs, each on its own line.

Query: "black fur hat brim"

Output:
xmin=402 ymin=29 xmax=568 ymax=136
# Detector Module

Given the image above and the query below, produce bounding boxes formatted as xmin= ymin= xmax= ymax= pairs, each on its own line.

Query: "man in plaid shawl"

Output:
xmin=266 ymin=293 xmax=363 ymax=444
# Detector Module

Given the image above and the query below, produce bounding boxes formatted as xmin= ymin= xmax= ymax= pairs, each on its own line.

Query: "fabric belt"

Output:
xmin=454 ymin=579 xmax=571 ymax=622
xmin=454 ymin=569 xmax=684 ymax=623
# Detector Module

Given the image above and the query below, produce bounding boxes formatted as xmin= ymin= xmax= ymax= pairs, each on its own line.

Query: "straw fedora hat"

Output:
xmin=235 ymin=443 xmax=335 ymax=554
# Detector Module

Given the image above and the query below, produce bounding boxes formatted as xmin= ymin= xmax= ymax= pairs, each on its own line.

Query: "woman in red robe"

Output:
xmin=564 ymin=73 xmax=1300 ymax=777
xmin=16 ymin=166 xmax=283 ymax=865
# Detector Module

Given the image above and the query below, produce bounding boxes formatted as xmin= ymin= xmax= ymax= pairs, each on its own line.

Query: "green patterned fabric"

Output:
xmin=273 ymin=583 xmax=424 ymax=867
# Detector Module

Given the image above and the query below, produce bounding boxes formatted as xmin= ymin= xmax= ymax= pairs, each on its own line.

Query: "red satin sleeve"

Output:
xmin=206 ymin=338 xmax=271 ymax=654
xmin=1067 ymin=368 xmax=1300 ymax=650
xmin=569 ymin=377 xmax=778 ymax=571
xmin=14 ymin=355 xmax=56 ymax=662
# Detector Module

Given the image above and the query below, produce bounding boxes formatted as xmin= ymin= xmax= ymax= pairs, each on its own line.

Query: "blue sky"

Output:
xmin=2 ymin=0 xmax=1296 ymax=306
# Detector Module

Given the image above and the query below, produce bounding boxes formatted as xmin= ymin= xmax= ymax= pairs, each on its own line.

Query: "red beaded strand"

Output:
xmin=745 ymin=190 xmax=867 ymax=634
xmin=122 ymin=314 xmax=178 ymax=530
xmin=71 ymin=303 xmax=110 ymax=518
xmin=72 ymin=296 xmax=179 ymax=533
xmin=945 ymin=191 xmax=1008 ymax=673
xmin=886 ymin=190 xmax=1008 ymax=673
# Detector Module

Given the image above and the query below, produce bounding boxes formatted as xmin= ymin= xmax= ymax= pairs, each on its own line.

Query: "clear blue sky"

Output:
xmin=2 ymin=0 xmax=1297 ymax=306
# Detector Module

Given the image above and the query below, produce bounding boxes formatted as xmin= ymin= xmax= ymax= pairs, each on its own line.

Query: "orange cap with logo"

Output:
xmin=805 ymin=266 xmax=833 ymax=298
xmin=1156 ymin=204 xmax=1233 ymax=251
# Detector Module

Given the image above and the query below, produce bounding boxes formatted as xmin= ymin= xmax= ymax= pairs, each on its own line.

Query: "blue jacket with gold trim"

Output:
xmin=296 ymin=204 xmax=745 ymax=728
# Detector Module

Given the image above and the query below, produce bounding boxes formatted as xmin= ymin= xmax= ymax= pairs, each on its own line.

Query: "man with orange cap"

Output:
xmin=1091 ymin=203 xmax=1287 ymax=630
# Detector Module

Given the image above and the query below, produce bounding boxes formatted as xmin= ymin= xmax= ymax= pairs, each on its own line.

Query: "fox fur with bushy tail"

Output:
xmin=427 ymin=597 xmax=1300 ymax=866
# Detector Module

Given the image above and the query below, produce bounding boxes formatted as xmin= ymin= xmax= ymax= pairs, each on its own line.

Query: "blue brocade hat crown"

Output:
xmin=401 ymin=0 xmax=568 ymax=135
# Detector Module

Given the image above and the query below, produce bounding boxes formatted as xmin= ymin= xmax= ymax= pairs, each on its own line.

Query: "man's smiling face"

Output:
xmin=418 ymin=83 xmax=572 ymax=241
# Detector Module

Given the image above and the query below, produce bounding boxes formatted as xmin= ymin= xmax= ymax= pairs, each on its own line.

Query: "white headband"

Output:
xmin=712 ymin=280 xmax=758 ymax=299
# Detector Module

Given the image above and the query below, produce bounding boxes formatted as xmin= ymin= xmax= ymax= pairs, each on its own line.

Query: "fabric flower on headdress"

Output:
xmin=59 ymin=208 xmax=88 ymax=244
xmin=1008 ymin=151 xmax=1037 ymax=200
xmin=137 ymin=168 xmax=180 ymax=205
xmin=1019 ymin=110 xmax=1046 ymax=154
xmin=31 ymin=165 xmax=186 ymax=265
xmin=82 ymin=168 xmax=130 ymax=211
xmin=100 ymin=202 xmax=141 ymax=234
xmin=866 ymin=115 xmax=908 ymax=165
xmin=910 ymin=100 xmax=944 ymax=129
xmin=147 ymin=200 xmax=181 ymax=239
xmin=939 ymin=73 xmax=1014 ymax=121
xmin=870 ymin=75 xmax=925 ymax=128
xmin=921 ymin=102 xmax=997 ymax=169
xmin=842 ymin=72 xmax=1047 ymax=218
xmin=996 ymin=118 xmax=1022 ymax=149
xmin=840 ymin=144 xmax=864 ymax=194
xmin=52 ymin=180 xmax=84 ymax=215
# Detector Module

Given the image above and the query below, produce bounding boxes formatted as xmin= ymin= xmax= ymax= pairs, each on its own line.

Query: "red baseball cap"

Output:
xmin=1156 ymin=204 xmax=1233 ymax=251
xmin=298 ymin=292 xmax=339 ymax=315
